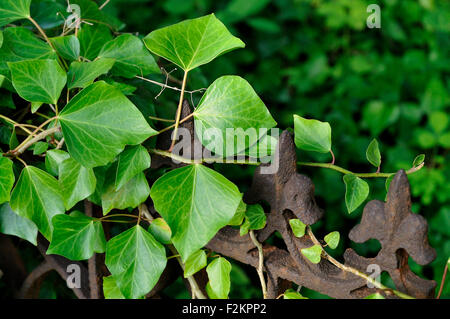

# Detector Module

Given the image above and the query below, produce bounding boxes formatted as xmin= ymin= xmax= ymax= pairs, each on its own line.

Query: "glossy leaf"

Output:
xmin=148 ymin=217 xmax=172 ymax=245
xmin=31 ymin=101 xmax=43 ymax=113
xmin=289 ymin=218 xmax=306 ymax=238
xmin=144 ymin=13 xmax=244 ymax=71
xmin=58 ymin=81 xmax=157 ymax=168
xmin=8 ymin=59 xmax=66 ymax=104
xmin=343 ymin=174 xmax=370 ymax=214
xmin=228 ymin=198 xmax=246 ymax=226
xmin=32 ymin=141 xmax=48 ymax=155
xmin=240 ymin=204 xmax=266 ymax=236
xmin=184 ymin=250 xmax=207 ymax=278
xmin=50 ymin=35 xmax=80 ymax=61
xmin=45 ymin=149 xmax=70 ymax=176
xmin=78 ymin=24 xmax=112 ymax=60
xmin=366 ymin=138 xmax=381 ymax=168
xmin=413 ymin=154 xmax=425 ymax=167
xmin=193 ymin=76 xmax=277 ymax=156
xmin=103 ymin=276 xmax=125 ymax=299
xmin=293 ymin=115 xmax=331 ymax=153
xmin=0 ymin=202 xmax=37 ymax=245
xmin=115 ymin=145 xmax=151 ymax=191
xmin=151 ymin=164 xmax=241 ymax=261
xmin=206 ymin=257 xmax=231 ymax=299
xmin=47 ymin=211 xmax=106 ymax=260
xmin=59 ymin=157 xmax=96 ymax=210
xmin=105 ymin=225 xmax=167 ymax=299
xmin=301 ymin=245 xmax=322 ymax=264
xmin=67 ymin=58 xmax=115 ymax=89
xmin=0 ymin=156 xmax=14 ymax=204
xmin=0 ymin=0 xmax=31 ymax=27
xmin=10 ymin=166 xmax=64 ymax=240
xmin=324 ymin=231 xmax=340 ymax=249
xmin=98 ymin=34 xmax=159 ymax=78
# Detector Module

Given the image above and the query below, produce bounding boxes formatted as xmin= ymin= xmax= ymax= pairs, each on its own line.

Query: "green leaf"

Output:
xmin=148 ymin=217 xmax=172 ymax=245
xmin=429 ymin=111 xmax=448 ymax=134
xmin=105 ymin=225 xmax=167 ymax=299
xmin=228 ymin=198 xmax=246 ymax=226
xmin=103 ymin=276 xmax=125 ymax=299
xmin=49 ymin=35 xmax=80 ymax=61
xmin=0 ymin=202 xmax=37 ymax=245
xmin=31 ymin=101 xmax=43 ymax=113
xmin=293 ymin=115 xmax=331 ymax=153
xmin=343 ymin=174 xmax=370 ymax=214
xmin=0 ymin=30 xmax=2 ymax=48
xmin=240 ymin=204 xmax=266 ymax=236
xmin=184 ymin=250 xmax=207 ymax=278
xmin=283 ymin=289 xmax=308 ymax=299
xmin=45 ymin=149 xmax=70 ymax=176
xmin=324 ymin=231 xmax=340 ymax=249
xmin=206 ymin=257 xmax=231 ymax=299
xmin=364 ymin=293 xmax=385 ymax=299
xmin=385 ymin=174 xmax=394 ymax=193
xmin=78 ymin=24 xmax=112 ymax=60
xmin=101 ymin=171 xmax=150 ymax=215
xmin=144 ymin=13 xmax=245 ymax=71
xmin=0 ymin=156 xmax=14 ymax=204
xmin=0 ymin=0 xmax=31 ymax=27
xmin=413 ymin=154 xmax=425 ymax=167
xmin=59 ymin=157 xmax=96 ymax=210
xmin=301 ymin=245 xmax=322 ymax=264
xmin=151 ymin=164 xmax=241 ymax=261
xmin=115 ymin=145 xmax=151 ymax=191
xmin=10 ymin=166 xmax=64 ymax=240
xmin=366 ymin=138 xmax=381 ymax=168
xmin=67 ymin=58 xmax=115 ymax=89
xmin=58 ymin=81 xmax=157 ymax=168
xmin=98 ymin=34 xmax=159 ymax=78
xmin=193 ymin=76 xmax=277 ymax=156
xmin=32 ymin=141 xmax=48 ymax=155
xmin=47 ymin=211 xmax=106 ymax=260
xmin=289 ymin=219 xmax=306 ymax=238
xmin=8 ymin=59 xmax=66 ymax=104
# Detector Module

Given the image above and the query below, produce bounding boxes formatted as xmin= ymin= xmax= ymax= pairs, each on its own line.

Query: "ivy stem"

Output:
xmin=436 ymin=261 xmax=448 ymax=299
xmin=156 ymin=113 xmax=194 ymax=135
xmin=306 ymin=227 xmax=414 ymax=299
xmin=12 ymin=117 xmax=58 ymax=155
xmin=0 ymin=114 xmax=34 ymax=135
xmin=297 ymin=162 xmax=424 ymax=178
xmin=148 ymin=116 xmax=175 ymax=123
xmin=249 ymin=230 xmax=268 ymax=299
xmin=16 ymin=157 xmax=27 ymax=167
xmin=169 ymin=71 xmax=188 ymax=152
xmin=135 ymin=75 xmax=205 ymax=95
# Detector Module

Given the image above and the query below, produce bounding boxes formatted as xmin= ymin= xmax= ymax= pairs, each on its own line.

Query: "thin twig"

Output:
xmin=135 ymin=76 xmax=205 ymax=96
xmin=436 ymin=261 xmax=448 ymax=299
xmin=250 ymin=230 xmax=268 ymax=299
xmin=169 ymin=71 xmax=188 ymax=152
xmin=13 ymin=125 xmax=60 ymax=155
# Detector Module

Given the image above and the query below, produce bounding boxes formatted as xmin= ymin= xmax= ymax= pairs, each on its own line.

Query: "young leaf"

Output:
xmin=293 ymin=115 xmax=331 ymax=153
xmin=240 ymin=204 xmax=266 ymax=236
xmin=144 ymin=13 xmax=245 ymax=71
xmin=10 ymin=166 xmax=65 ymax=240
xmin=413 ymin=154 xmax=425 ymax=167
xmin=283 ymin=289 xmax=308 ymax=299
xmin=364 ymin=293 xmax=385 ymax=299
xmin=0 ymin=156 xmax=14 ymax=204
xmin=47 ymin=211 xmax=106 ymax=260
xmin=98 ymin=34 xmax=159 ymax=78
xmin=78 ymin=24 xmax=112 ymax=60
xmin=105 ymin=225 xmax=167 ymax=299
xmin=58 ymin=81 xmax=157 ymax=168
xmin=193 ymin=76 xmax=277 ymax=156
xmin=366 ymin=138 xmax=381 ymax=168
xmin=0 ymin=0 xmax=31 ymax=27
xmin=148 ymin=217 xmax=172 ymax=245
xmin=324 ymin=231 xmax=340 ymax=249
xmin=115 ymin=145 xmax=151 ymax=191
xmin=0 ymin=203 xmax=37 ymax=245
xmin=67 ymin=58 xmax=115 ymax=89
xmin=8 ymin=59 xmax=67 ymax=104
xmin=49 ymin=35 xmax=80 ymax=61
xmin=58 ymin=157 xmax=96 ymax=210
xmin=101 ymin=171 xmax=150 ymax=215
xmin=32 ymin=141 xmax=48 ymax=155
xmin=343 ymin=174 xmax=370 ymax=214
xmin=228 ymin=198 xmax=246 ymax=226
xmin=184 ymin=250 xmax=207 ymax=278
xmin=206 ymin=257 xmax=232 ymax=299
xmin=289 ymin=219 xmax=306 ymax=238
xmin=150 ymin=164 xmax=242 ymax=261
xmin=103 ymin=276 xmax=125 ymax=299
xmin=301 ymin=245 xmax=322 ymax=264
xmin=45 ymin=149 xmax=70 ymax=176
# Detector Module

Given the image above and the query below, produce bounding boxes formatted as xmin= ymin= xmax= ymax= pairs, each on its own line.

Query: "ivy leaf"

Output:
xmin=0 ymin=156 xmax=14 ymax=204
xmin=10 ymin=166 xmax=65 ymax=240
xmin=148 ymin=217 xmax=172 ymax=245
xmin=78 ymin=24 xmax=112 ymax=60
xmin=32 ymin=141 xmax=48 ymax=155
xmin=413 ymin=154 xmax=425 ymax=167
xmin=206 ymin=257 xmax=231 ymax=299
xmin=324 ymin=231 xmax=340 ymax=249
xmin=289 ymin=218 xmax=306 ymax=238
xmin=151 ymin=164 xmax=241 ymax=261
xmin=67 ymin=58 xmax=115 ymax=89
xmin=184 ymin=250 xmax=207 ymax=278
xmin=283 ymin=289 xmax=308 ymax=299
xmin=366 ymin=138 xmax=381 ymax=168
xmin=343 ymin=174 xmax=370 ymax=214
xmin=144 ymin=13 xmax=245 ymax=71
xmin=193 ymin=76 xmax=277 ymax=156
xmin=0 ymin=0 xmax=31 ymax=27
xmin=300 ymin=245 xmax=322 ymax=264
xmin=385 ymin=174 xmax=395 ymax=193
xmin=98 ymin=34 xmax=159 ymax=78
xmin=293 ymin=115 xmax=331 ymax=153
xmin=45 ymin=149 xmax=70 ymax=176
xmin=8 ymin=59 xmax=66 ymax=104
xmin=105 ymin=225 xmax=167 ymax=299
xmin=228 ymin=198 xmax=246 ymax=226
xmin=103 ymin=276 xmax=125 ymax=299
xmin=49 ymin=35 xmax=80 ymax=61
xmin=101 ymin=171 xmax=150 ymax=215
xmin=47 ymin=211 xmax=106 ymax=260
xmin=364 ymin=293 xmax=385 ymax=299
xmin=0 ymin=203 xmax=37 ymax=245
xmin=58 ymin=81 xmax=157 ymax=168
xmin=240 ymin=204 xmax=266 ymax=236
xmin=59 ymin=157 xmax=96 ymax=210
xmin=115 ymin=145 xmax=151 ymax=191
xmin=31 ymin=101 xmax=43 ymax=113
